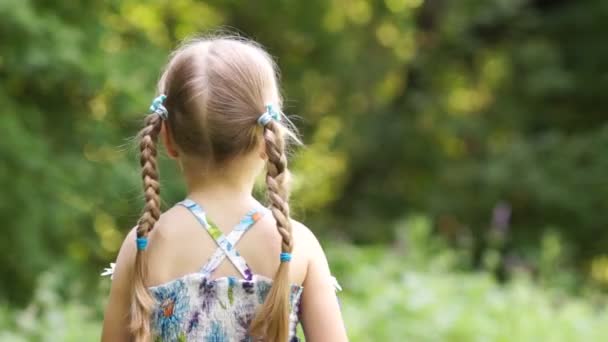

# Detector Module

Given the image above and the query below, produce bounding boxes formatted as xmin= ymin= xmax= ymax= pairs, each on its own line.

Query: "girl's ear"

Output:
xmin=161 ymin=122 xmax=179 ymax=159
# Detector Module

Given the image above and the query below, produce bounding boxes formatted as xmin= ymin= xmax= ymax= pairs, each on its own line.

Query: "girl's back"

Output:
xmin=101 ymin=37 xmax=347 ymax=342
xmin=145 ymin=197 xmax=307 ymax=341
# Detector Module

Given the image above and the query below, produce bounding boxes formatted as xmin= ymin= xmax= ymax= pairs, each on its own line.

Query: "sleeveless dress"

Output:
xmin=148 ymin=199 xmax=303 ymax=342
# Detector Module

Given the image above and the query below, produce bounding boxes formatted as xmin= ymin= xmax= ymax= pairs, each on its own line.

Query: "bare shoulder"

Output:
xmin=113 ymin=207 xmax=180 ymax=278
xmin=291 ymin=219 xmax=324 ymax=256
xmin=290 ymin=219 xmax=329 ymax=272
xmin=148 ymin=205 xmax=185 ymax=241
xmin=291 ymin=219 xmax=318 ymax=244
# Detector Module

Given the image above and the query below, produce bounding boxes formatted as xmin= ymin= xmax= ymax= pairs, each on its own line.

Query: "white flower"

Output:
xmin=101 ymin=262 xmax=116 ymax=279
xmin=331 ymin=276 xmax=342 ymax=292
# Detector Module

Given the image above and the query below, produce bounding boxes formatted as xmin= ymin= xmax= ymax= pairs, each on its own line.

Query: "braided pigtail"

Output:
xmin=130 ymin=112 xmax=163 ymax=341
xmin=250 ymin=118 xmax=294 ymax=341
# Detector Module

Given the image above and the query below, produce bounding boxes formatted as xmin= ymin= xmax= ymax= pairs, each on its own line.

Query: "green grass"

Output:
xmin=2 ymin=217 xmax=607 ymax=341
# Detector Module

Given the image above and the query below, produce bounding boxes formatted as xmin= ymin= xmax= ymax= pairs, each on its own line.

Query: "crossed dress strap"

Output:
xmin=178 ymin=199 xmax=265 ymax=280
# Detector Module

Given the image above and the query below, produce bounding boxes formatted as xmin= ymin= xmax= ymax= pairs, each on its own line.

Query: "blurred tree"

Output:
xmin=0 ymin=0 xmax=606 ymax=304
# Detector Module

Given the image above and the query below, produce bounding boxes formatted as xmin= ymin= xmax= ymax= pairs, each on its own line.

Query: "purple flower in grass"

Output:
xmin=492 ymin=201 xmax=511 ymax=234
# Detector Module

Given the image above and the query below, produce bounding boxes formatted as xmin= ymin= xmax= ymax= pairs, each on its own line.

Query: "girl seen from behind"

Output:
xmin=100 ymin=36 xmax=348 ymax=342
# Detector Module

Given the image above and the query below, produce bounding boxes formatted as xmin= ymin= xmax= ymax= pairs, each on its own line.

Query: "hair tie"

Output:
xmin=149 ymin=94 xmax=168 ymax=120
xmin=257 ymin=104 xmax=281 ymax=126
xmin=280 ymin=252 xmax=292 ymax=262
xmin=136 ymin=237 xmax=148 ymax=251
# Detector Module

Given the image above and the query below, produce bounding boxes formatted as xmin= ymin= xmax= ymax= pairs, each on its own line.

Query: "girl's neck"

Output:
xmin=179 ymin=151 xmax=264 ymax=208
xmin=186 ymin=180 xmax=256 ymax=206
xmin=182 ymin=165 xmax=259 ymax=208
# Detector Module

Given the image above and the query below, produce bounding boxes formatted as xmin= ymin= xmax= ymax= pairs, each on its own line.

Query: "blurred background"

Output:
xmin=1 ymin=0 xmax=608 ymax=341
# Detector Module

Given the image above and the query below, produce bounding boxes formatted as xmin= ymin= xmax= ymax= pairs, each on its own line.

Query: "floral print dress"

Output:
xmin=147 ymin=199 xmax=303 ymax=342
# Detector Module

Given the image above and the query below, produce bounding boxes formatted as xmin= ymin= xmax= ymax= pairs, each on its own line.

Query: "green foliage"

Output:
xmin=0 ymin=272 xmax=103 ymax=342
xmin=2 ymin=217 xmax=607 ymax=341
xmin=330 ymin=217 xmax=608 ymax=341
xmin=341 ymin=264 xmax=608 ymax=341
xmin=1 ymin=0 xmax=607 ymax=338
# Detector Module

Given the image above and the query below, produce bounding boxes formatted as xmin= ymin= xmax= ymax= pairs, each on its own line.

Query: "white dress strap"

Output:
xmin=178 ymin=199 xmax=265 ymax=280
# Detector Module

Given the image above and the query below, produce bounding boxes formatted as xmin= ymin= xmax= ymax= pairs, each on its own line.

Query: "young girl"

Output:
xmin=101 ymin=36 xmax=348 ymax=342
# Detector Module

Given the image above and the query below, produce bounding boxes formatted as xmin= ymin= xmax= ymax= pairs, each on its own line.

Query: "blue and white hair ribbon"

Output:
xmin=257 ymin=104 xmax=281 ymax=126
xmin=149 ymin=94 xmax=168 ymax=120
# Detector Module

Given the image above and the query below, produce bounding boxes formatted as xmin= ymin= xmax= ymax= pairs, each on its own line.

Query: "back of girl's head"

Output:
xmin=131 ymin=36 xmax=296 ymax=341
xmin=161 ymin=37 xmax=283 ymax=161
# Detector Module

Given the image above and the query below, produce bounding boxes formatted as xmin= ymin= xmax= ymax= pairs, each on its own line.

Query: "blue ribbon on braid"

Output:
xmin=280 ymin=252 xmax=292 ymax=262
xmin=149 ymin=94 xmax=168 ymax=120
xmin=257 ymin=104 xmax=281 ymax=126
xmin=136 ymin=237 xmax=148 ymax=251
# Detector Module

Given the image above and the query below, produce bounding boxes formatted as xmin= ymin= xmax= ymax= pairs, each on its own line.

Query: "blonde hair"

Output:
xmin=131 ymin=36 xmax=296 ymax=341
